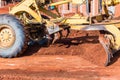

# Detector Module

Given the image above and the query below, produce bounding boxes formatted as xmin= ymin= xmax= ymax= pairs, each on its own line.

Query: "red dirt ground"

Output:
xmin=0 ymin=30 xmax=120 ymax=80
xmin=0 ymin=3 xmax=120 ymax=80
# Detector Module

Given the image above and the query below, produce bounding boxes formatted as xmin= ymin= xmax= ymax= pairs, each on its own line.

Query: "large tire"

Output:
xmin=0 ymin=14 xmax=28 ymax=58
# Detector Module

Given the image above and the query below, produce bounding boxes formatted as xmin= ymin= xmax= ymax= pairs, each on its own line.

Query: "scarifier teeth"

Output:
xmin=51 ymin=33 xmax=58 ymax=44
xmin=65 ymin=28 xmax=70 ymax=38
xmin=59 ymin=31 xmax=63 ymax=39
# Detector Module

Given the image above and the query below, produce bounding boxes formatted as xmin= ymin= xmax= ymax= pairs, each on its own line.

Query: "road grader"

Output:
xmin=0 ymin=0 xmax=120 ymax=66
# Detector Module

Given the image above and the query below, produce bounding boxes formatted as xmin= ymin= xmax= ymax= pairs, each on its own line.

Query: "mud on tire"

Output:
xmin=0 ymin=14 xmax=28 ymax=58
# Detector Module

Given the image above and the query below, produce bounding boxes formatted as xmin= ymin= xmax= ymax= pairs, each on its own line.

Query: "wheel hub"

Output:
xmin=0 ymin=25 xmax=15 ymax=48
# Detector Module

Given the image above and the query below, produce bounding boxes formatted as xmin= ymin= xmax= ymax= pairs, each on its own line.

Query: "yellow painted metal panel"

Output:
xmin=72 ymin=0 xmax=85 ymax=4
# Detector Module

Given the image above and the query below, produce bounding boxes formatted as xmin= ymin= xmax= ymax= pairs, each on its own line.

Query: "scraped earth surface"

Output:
xmin=0 ymin=4 xmax=120 ymax=80
xmin=0 ymin=30 xmax=120 ymax=80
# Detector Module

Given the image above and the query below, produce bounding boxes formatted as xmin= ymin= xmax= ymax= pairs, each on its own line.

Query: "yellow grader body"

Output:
xmin=0 ymin=0 xmax=120 ymax=66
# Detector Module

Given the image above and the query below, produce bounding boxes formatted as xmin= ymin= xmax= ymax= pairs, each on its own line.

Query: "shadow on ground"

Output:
xmin=109 ymin=51 xmax=120 ymax=65
xmin=55 ymin=36 xmax=99 ymax=48
xmin=20 ymin=36 xmax=99 ymax=55
xmin=20 ymin=43 xmax=42 ymax=57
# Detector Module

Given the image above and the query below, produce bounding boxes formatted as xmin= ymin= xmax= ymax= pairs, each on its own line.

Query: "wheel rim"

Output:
xmin=0 ymin=25 xmax=15 ymax=48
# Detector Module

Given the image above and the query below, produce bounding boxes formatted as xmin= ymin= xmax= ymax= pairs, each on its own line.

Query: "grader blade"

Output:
xmin=99 ymin=37 xmax=113 ymax=66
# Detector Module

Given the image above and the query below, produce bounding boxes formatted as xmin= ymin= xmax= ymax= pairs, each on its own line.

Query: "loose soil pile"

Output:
xmin=24 ymin=30 xmax=108 ymax=66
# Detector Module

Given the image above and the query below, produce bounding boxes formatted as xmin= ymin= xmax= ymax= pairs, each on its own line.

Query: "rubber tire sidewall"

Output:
xmin=0 ymin=14 xmax=25 ymax=58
